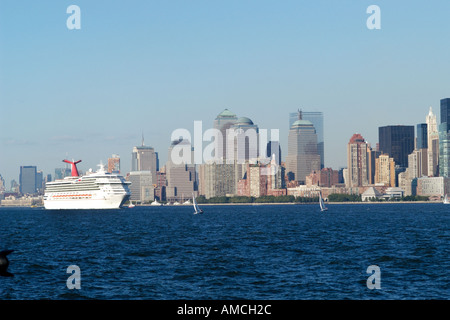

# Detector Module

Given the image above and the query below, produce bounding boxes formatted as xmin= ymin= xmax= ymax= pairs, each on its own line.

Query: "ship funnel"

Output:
xmin=63 ymin=159 xmax=82 ymax=177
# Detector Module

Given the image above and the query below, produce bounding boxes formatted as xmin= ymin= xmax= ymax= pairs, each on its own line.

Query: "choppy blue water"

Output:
xmin=0 ymin=203 xmax=448 ymax=300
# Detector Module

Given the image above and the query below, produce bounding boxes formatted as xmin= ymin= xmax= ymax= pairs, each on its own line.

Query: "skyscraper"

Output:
xmin=346 ymin=134 xmax=369 ymax=188
xmin=426 ymin=107 xmax=439 ymax=176
xmin=19 ymin=166 xmax=37 ymax=195
xmin=375 ymin=154 xmax=396 ymax=187
xmin=286 ymin=115 xmax=321 ymax=184
xmin=131 ymin=138 xmax=159 ymax=184
xmin=416 ymin=123 xmax=427 ymax=150
xmin=128 ymin=171 xmax=153 ymax=203
xmin=439 ymin=98 xmax=450 ymax=177
xmin=378 ymin=125 xmax=415 ymax=169
xmin=166 ymin=138 xmax=197 ymax=202
xmin=213 ymin=108 xmax=238 ymax=160
xmin=290 ymin=110 xmax=324 ymax=168
xmin=226 ymin=116 xmax=259 ymax=163
xmin=266 ymin=140 xmax=281 ymax=165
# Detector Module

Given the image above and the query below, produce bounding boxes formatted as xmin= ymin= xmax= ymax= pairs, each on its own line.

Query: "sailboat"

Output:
xmin=319 ymin=192 xmax=328 ymax=212
xmin=193 ymin=194 xmax=203 ymax=214
xmin=444 ymin=194 xmax=449 ymax=204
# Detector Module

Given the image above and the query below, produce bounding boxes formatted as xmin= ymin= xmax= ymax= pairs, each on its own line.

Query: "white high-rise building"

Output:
xmin=426 ymin=107 xmax=439 ymax=176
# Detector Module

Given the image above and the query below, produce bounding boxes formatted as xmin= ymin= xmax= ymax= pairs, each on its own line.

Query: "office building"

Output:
xmin=132 ymin=139 xmax=159 ymax=184
xmin=290 ymin=110 xmax=324 ymax=168
xmin=417 ymin=176 xmax=450 ymax=197
xmin=416 ymin=123 xmax=427 ymax=149
xmin=213 ymin=109 xmax=238 ymax=160
xmin=439 ymin=98 xmax=450 ymax=177
xmin=378 ymin=125 xmax=414 ymax=168
xmin=199 ymin=161 xmax=239 ymax=198
xmin=226 ymin=116 xmax=259 ymax=163
xmin=426 ymin=107 xmax=439 ymax=176
xmin=286 ymin=114 xmax=321 ymax=184
xmin=375 ymin=154 xmax=395 ymax=187
xmin=266 ymin=141 xmax=281 ymax=165
xmin=166 ymin=139 xmax=197 ymax=202
xmin=128 ymin=171 xmax=154 ymax=203
xmin=346 ymin=134 xmax=369 ymax=188
xmin=19 ymin=166 xmax=37 ymax=195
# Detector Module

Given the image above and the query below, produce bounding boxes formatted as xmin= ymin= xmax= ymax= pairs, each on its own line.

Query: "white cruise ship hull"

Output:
xmin=44 ymin=194 xmax=128 ymax=210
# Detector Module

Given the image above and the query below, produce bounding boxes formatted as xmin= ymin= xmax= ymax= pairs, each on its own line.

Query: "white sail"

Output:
xmin=444 ymin=194 xmax=449 ymax=204
xmin=319 ymin=192 xmax=327 ymax=211
xmin=193 ymin=194 xmax=203 ymax=214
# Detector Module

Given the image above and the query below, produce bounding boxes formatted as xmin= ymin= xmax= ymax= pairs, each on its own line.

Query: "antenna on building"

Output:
xmin=298 ymin=108 xmax=303 ymax=120
xmin=141 ymin=132 xmax=145 ymax=146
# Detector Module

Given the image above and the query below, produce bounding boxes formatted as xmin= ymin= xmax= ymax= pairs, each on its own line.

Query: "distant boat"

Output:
xmin=319 ymin=192 xmax=328 ymax=212
xmin=128 ymin=200 xmax=135 ymax=208
xmin=193 ymin=194 xmax=203 ymax=214
xmin=444 ymin=194 xmax=449 ymax=204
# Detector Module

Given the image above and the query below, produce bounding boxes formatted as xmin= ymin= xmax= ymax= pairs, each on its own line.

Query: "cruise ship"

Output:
xmin=43 ymin=160 xmax=131 ymax=210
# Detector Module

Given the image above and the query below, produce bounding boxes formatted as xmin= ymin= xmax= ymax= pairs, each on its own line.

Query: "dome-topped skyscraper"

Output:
xmin=213 ymin=109 xmax=238 ymax=160
xmin=228 ymin=116 xmax=259 ymax=163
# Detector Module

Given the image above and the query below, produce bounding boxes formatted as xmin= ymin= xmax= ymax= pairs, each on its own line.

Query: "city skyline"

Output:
xmin=2 ymin=1 xmax=450 ymax=184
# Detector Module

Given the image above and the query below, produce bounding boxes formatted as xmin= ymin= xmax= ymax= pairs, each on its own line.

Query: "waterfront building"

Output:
xmin=199 ymin=161 xmax=239 ymax=199
xmin=439 ymin=98 xmax=450 ymax=177
xmin=128 ymin=171 xmax=154 ymax=203
xmin=290 ymin=110 xmax=324 ymax=168
xmin=378 ymin=125 xmax=415 ymax=169
xmin=416 ymin=176 xmax=450 ymax=198
xmin=306 ymin=168 xmax=339 ymax=188
xmin=19 ymin=166 xmax=37 ymax=195
xmin=236 ymin=158 xmax=286 ymax=197
xmin=361 ymin=187 xmax=382 ymax=201
xmin=286 ymin=113 xmax=321 ymax=184
xmin=426 ymin=107 xmax=439 ymax=176
xmin=346 ymin=134 xmax=369 ymax=188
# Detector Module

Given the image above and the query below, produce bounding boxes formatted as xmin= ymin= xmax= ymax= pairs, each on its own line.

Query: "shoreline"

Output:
xmin=0 ymin=201 xmax=441 ymax=208
xmin=141 ymin=200 xmax=439 ymax=206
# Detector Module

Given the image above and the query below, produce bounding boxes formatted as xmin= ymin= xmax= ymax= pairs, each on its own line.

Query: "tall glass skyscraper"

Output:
xmin=19 ymin=165 xmax=37 ymax=195
xmin=439 ymin=98 xmax=450 ymax=177
xmin=416 ymin=123 xmax=428 ymax=149
xmin=290 ymin=110 xmax=324 ymax=168
xmin=378 ymin=125 xmax=415 ymax=169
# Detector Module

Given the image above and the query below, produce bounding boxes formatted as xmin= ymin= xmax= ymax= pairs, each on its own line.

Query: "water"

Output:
xmin=0 ymin=203 xmax=448 ymax=300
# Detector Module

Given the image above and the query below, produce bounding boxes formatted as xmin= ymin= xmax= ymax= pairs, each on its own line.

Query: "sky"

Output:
xmin=1 ymin=0 xmax=450 ymax=186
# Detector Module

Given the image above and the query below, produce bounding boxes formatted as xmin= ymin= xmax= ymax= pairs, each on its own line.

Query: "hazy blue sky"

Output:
xmin=1 ymin=0 xmax=450 ymax=185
